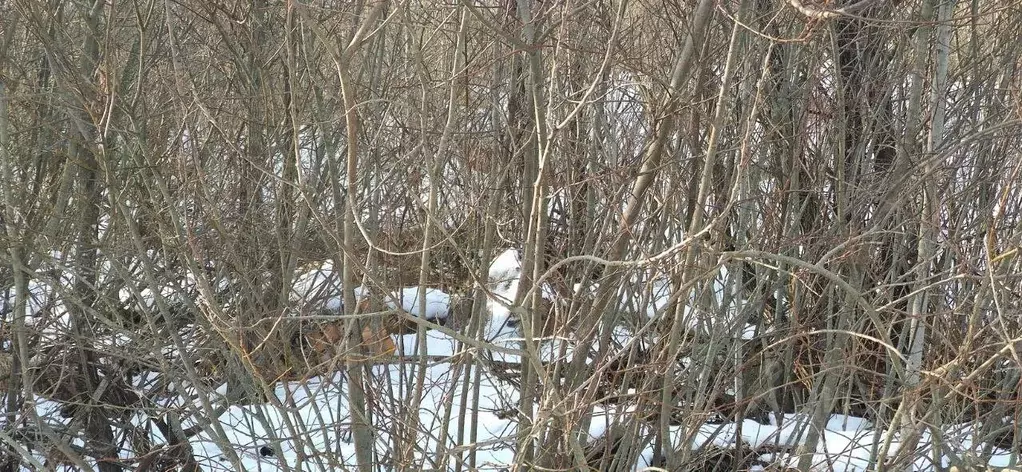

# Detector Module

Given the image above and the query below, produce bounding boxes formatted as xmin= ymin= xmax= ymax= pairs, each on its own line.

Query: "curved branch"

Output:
xmin=789 ymin=0 xmax=878 ymax=19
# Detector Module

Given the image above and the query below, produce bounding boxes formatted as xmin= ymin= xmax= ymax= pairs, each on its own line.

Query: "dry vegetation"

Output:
xmin=1 ymin=0 xmax=1022 ymax=470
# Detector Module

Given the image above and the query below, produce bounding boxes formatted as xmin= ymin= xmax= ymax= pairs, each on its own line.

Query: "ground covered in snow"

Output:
xmin=6 ymin=250 xmax=1021 ymax=471
xmin=174 ymin=331 xmax=1017 ymax=471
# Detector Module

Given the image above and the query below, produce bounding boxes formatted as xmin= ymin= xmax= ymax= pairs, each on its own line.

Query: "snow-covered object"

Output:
xmin=395 ymin=329 xmax=457 ymax=356
xmin=488 ymin=249 xmax=522 ymax=286
xmin=291 ymin=261 xmax=346 ymax=312
xmin=484 ymin=248 xmax=557 ymax=325
xmin=631 ymin=272 xmax=757 ymax=340
xmin=483 ymin=249 xmax=527 ymax=361
xmin=291 ymin=262 xmax=451 ymax=321
xmin=0 ymin=279 xmax=72 ymax=345
xmin=119 ymin=274 xmax=207 ymax=316
xmin=384 ymin=287 xmax=450 ymax=320
xmin=483 ymin=249 xmax=644 ymax=364
xmin=290 ymin=262 xmax=377 ymax=313
xmin=483 ymin=296 xmax=520 ymax=360
xmin=642 ymin=277 xmax=674 ymax=319
xmin=486 ymin=249 xmax=556 ymax=299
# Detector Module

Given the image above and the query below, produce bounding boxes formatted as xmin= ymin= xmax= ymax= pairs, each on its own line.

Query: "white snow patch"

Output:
xmin=384 ymin=287 xmax=451 ymax=320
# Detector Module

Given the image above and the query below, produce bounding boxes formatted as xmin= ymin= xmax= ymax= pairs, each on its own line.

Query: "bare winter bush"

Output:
xmin=1 ymin=0 xmax=1022 ymax=471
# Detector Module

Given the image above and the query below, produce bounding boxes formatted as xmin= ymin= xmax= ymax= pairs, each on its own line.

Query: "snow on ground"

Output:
xmin=21 ymin=332 xmax=1020 ymax=472
xmin=650 ymin=412 xmax=1016 ymax=472
xmin=6 ymin=253 xmax=1020 ymax=471
xmin=177 ymin=330 xmax=1018 ymax=471
xmin=189 ymin=334 xmax=520 ymax=471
